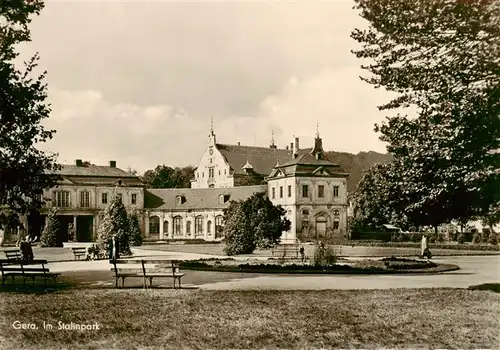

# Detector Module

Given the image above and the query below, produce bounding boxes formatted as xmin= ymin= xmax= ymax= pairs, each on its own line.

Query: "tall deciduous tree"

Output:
xmin=141 ymin=165 xmax=195 ymax=188
xmin=351 ymin=0 xmax=500 ymax=230
xmin=222 ymin=192 xmax=291 ymax=255
xmin=0 ymin=0 xmax=60 ymax=223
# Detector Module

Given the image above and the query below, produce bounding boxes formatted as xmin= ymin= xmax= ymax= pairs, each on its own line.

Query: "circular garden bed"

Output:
xmin=179 ymin=257 xmax=460 ymax=274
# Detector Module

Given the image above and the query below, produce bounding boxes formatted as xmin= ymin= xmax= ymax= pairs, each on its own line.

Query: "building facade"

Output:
xmin=39 ymin=160 xmax=145 ymax=242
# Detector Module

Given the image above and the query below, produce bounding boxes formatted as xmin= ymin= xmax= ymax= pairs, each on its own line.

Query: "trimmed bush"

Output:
xmin=489 ymin=234 xmax=498 ymax=245
xmin=457 ymin=233 xmax=466 ymax=244
xmin=472 ymin=233 xmax=481 ymax=244
xmin=40 ymin=208 xmax=62 ymax=247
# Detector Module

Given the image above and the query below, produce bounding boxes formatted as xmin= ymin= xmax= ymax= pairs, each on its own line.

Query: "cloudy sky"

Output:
xmin=19 ymin=0 xmax=394 ymax=173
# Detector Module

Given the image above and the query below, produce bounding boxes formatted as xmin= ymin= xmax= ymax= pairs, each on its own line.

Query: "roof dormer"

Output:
xmin=176 ymin=195 xmax=186 ymax=205
xmin=219 ymin=194 xmax=231 ymax=204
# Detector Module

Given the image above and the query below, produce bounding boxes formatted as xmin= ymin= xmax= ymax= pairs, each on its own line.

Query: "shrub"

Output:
xmin=472 ymin=233 xmax=481 ymax=244
xmin=40 ymin=208 xmax=62 ymax=247
xmin=312 ymin=244 xmax=338 ymax=267
xmin=457 ymin=233 xmax=466 ymax=244
xmin=489 ymin=233 xmax=498 ymax=245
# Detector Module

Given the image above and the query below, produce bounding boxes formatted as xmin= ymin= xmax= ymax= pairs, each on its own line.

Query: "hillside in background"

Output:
xmin=326 ymin=150 xmax=393 ymax=193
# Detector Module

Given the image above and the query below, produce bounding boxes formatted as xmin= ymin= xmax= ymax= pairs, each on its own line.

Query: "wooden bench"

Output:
xmin=71 ymin=247 xmax=88 ymax=260
xmin=4 ymin=250 xmax=22 ymax=260
xmin=0 ymin=259 xmax=60 ymax=286
xmin=111 ymin=259 xmax=185 ymax=289
xmin=271 ymin=244 xmax=301 ymax=258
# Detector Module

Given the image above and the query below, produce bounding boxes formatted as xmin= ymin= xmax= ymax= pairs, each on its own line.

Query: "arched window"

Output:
xmin=163 ymin=221 xmax=169 ymax=234
xmin=195 ymin=216 xmax=204 ymax=235
xmin=149 ymin=216 xmax=160 ymax=234
xmin=186 ymin=221 xmax=192 ymax=235
xmin=207 ymin=220 xmax=212 ymax=234
xmin=173 ymin=216 xmax=183 ymax=236
xmin=333 ymin=210 xmax=340 ymax=216
xmin=215 ymin=215 xmax=224 ymax=238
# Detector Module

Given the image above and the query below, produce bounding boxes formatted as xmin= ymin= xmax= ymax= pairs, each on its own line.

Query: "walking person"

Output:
xmin=421 ymin=234 xmax=430 ymax=259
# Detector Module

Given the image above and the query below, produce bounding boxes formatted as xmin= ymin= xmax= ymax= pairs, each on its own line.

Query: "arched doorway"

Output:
xmin=315 ymin=216 xmax=327 ymax=238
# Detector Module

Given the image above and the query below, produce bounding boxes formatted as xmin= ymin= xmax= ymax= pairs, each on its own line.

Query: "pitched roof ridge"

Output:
xmin=216 ymin=143 xmax=290 ymax=151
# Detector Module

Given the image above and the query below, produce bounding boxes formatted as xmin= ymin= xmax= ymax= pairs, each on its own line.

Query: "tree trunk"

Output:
xmin=434 ymin=225 xmax=438 ymax=235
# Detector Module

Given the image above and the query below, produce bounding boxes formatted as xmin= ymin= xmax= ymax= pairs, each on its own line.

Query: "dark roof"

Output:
xmin=216 ymin=144 xmax=295 ymax=176
xmin=53 ymin=165 xmax=139 ymax=177
xmin=145 ymin=185 xmax=267 ymax=210
xmin=47 ymin=164 xmax=144 ymax=186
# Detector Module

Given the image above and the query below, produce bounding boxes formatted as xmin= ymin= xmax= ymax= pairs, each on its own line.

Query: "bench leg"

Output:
xmin=121 ymin=277 xmax=125 ymax=288
xmin=149 ymin=277 xmax=154 ymax=288
xmin=115 ymin=277 xmax=119 ymax=288
xmin=177 ymin=277 xmax=181 ymax=289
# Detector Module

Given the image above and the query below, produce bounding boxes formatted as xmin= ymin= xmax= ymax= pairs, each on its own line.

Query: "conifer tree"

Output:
xmin=97 ymin=194 xmax=131 ymax=255
xmin=40 ymin=208 xmax=61 ymax=247
xmin=129 ymin=210 xmax=142 ymax=246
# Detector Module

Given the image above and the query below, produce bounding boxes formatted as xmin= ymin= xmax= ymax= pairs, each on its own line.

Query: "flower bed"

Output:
xmin=180 ymin=257 xmax=457 ymax=274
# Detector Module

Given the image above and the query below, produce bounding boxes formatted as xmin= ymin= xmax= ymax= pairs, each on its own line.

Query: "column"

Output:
xmin=73 ymin=215 xmax=77 ymax=242
xmin=183 ymin=215 xmax=187 ymax=239
xmin=92 ymin=214 xmax=98 ymax=242
xmin=159 ymin=212 xmax=165 ymax=240
xmin=144 ymin=214 xmax=150 ymax=239
xmin=167 ymin=213 xmax=173 ymax=240
xmin=204 ymin=214 xmax=209 ymax=241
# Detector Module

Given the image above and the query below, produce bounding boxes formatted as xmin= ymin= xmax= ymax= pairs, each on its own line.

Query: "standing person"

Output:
xmin=108 ymin=234 xmax=116 ymax=261
xmin=299 ymin=246 xmax=305 ymax=263
xmin=421 ymin=234 xmax=428 ymax=258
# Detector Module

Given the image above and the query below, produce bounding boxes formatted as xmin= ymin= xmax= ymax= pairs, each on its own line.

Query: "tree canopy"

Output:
xmin=0 ymin=0 xmax=60 ymax=222
xmin=141 ymin=165 xmax=195 ymax=189
xmin=222 ymin=192 xmax=291 ymax=255
xmin=351 ymin=0 xmax=500 ymax=230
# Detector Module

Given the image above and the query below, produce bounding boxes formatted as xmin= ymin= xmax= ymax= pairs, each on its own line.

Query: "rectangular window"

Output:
xmin=318 ymin=185 xmax=325 ymax=198
xmin=288 ymin=185 xmax=291 ymax=197
xmin=333 ymin=221 xmax=340 ymax=230
xmin=302 ymin=185 xmax=308 ymax=198
xmin=131 ymin=193 xmax=137 ymax=205
xmin=80 ymin=191 xmax=90 ymax=207
xmin=272 ymin=187 xmax=276 ymax=199
xmin=56 ymin=191 xmax=70 ymax=208
xmin=279 ymin=186 xmax=283 ymax=198
xmin=333 ymin=186 xmax=339 ymax=197
xmin=102 ymin=193 xmax=108 ymax=204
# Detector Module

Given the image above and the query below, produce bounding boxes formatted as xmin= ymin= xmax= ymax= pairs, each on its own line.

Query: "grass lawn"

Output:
xmin=0 ymin=288 xmax=498 ymax=349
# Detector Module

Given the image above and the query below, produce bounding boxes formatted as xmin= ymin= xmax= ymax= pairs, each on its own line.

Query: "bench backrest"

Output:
xmin=0 ymin=259 xmax=50 ymax=278
xmin=72 ymin=247 xmax=87 ymax=253
xmin=111 ymin=259 xmax=181 ymax=277
xmin=5 ymin=250 xmax=22 ymax=260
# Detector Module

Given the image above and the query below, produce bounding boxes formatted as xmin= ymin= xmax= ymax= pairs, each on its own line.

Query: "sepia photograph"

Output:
xmin=0 ymin=0 xmax=499 ymax=349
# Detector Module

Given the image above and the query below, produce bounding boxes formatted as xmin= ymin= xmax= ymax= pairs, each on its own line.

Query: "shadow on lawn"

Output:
xmin=0 ymin=281 xmax=75 ymax=294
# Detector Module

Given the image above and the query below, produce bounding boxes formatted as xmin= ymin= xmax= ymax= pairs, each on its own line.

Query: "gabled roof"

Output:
xmin=216 ymin=144 xmax=293 ymax=176
xmin=145 ymin=185 xmax=267 ymax=210
xmin=50 ymin=164 xmax=139 ymax=178
xmin=47 ymin=164 xmax=144 ymax=187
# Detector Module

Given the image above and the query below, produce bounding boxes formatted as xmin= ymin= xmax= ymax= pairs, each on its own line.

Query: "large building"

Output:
xmin=31 ymin=128 xmax=349 ymax=244
xmin=38 ymin=160 xmax=145 ymax=243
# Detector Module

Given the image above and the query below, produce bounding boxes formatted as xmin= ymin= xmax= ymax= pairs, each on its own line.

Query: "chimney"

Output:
xmin=75 ymin=159 xmax=82 ymax=167
xmin=286 ymin=146 xmax=289 ymax=150
xmin=292 ymin=140 xmax=299 ymax=159
xmin=237 ymin=142 xmax=241 ymax=146
xmin=109 ymin=160 xmax=116 ymax=168
xmin=294 ymin=137 xmax=299 ymax=152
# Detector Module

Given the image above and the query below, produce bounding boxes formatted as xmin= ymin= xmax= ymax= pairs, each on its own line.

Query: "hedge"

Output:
xmin=344 ymin=240 xmax=500 ymax=251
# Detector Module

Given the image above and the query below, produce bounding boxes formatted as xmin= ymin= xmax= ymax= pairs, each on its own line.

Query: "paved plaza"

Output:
xmin=45 ymin=247 xmax=500 ymax=290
